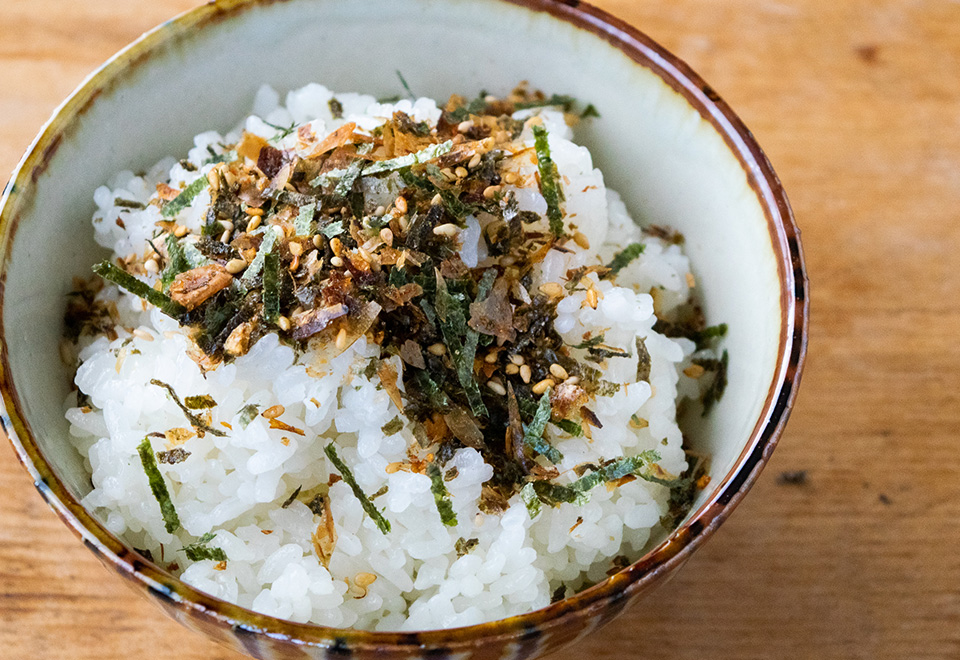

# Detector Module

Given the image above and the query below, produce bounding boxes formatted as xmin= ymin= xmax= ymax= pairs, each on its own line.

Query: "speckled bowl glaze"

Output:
xmin=0 ymin=0 xmax=807 ymax=658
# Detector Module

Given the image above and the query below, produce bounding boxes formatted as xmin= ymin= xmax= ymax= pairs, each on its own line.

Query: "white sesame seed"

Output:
xmin=225 ymin=258 xmax=247 ymax=274
xmin=549 ymin=363 xmax=569 ymax=380
xmin=487 ymin=380 xmax=507 ymax=396
xmin=532 ymin=378 xmax=555 ymax=395
xmin=288 ymin=242 xmax=303 ymax=256
xmin=433 ymin=223 xmax=459 ymax=237
xmin=519 ymin=365 xmax=532 ymax=383
xmin=330 ymin=256 xmax=344 ymax=267
xmin=427 ymin=343 xmax=447 ymax=356
xmin=457 ymin=120 xmax=475 ymax=133
xmin=143 ymin=259 xmax=159 ymax=274
xmin=468 ymin=153 xmax=482 ymax=169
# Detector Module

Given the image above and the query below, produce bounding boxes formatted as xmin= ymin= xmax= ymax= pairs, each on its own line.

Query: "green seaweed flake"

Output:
xmin=136 ymin=436 xmax=180 ymax=533
xmin=604 ymin=243 xmax=646 ymax=277
xmin=183 ymin=532 xmax=227 ymax=562
xmin=427 ymin=463 xmax=458 ymax=527
xmin=532 ymin=125 xmax=565 ymax=237
xmin=522 ymin=390 xmax=563 ymax=464
xmin=161 ymin=177 xmax=208 ymax=218
xmin=93 ymin=261 xmax=186 ymax=319
xmin=324 ymin=443 xmax=391 ymax=534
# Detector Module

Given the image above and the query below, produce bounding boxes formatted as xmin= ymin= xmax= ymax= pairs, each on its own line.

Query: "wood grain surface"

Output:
xmin=2 ymin=1 xmax=958 ymax=658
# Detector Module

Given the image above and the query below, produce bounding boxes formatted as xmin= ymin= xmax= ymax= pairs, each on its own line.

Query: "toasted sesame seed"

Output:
xmin=506 ymin=363 xmax=520 ymax=375
xmin=219 ymin=220 xmax=234 ymax=233
xmin=173 ymin=224 xmax=189 ymax=238
xmin=585 ymin=288 xmax=599 ymax=309
xmin=433 ymin=223 xmax=459 ymax=237
xmin=573 ymin=231 xmax=590 ymax=249
xmin=143 ymin=259 xmax=159 ymax=274
xmin=312 ymin=234 xmax=323 ymax=248
xmin=483 ymin=185 xmax=502 ymax=199
xmin=246 ymin=215 xmax=262 ymax=231
xmin=427 ymin=343 xmax=446 ymax=356
xmin=330 ymin=237 xmax=343 ymax=255
xmin=503 ymin=172 xmax=519 ymax=185
xmin=539 ymin=282 xmax=563 ymax=298
xmin=532 ymin=378 xmax=555 ymax=395
xmin=357 ymin=247 xmax=372 ymax=263
xmin=509 ymin=354 xmax=525 ymax=366
xmin=565 ymin=376 xmax=580 ymax=385
xmin=440 ymin=168 xmax=457 ymax=182
xmin=630 ymin=416 xmax=649 ymax=429
xmin=484 ymin=351 xmax=499 ymax=364
xmin=385 ymin=462 xmax=403 ymax=474
xmin=395 ymin=196 xmax=408 ymax=214
xmin=398 ymin=216 xmax=410 ymax=232
xmin=207 ymin=169 xmax=220 ymax=190
xmin=277 ymin=316 xmax=291 ymax=331
xmin=455 ymin=166 xmax=469 ymax=178
xmin=225 ymin=258 xmax=247 ymax=274
xmin=549 ymin=363 xmax=569 ymax=380
xmin=246 ymin=207 xmax=264 ymax=216
xmin=262 ymin=404 xmax=285 ymax=419
xmin=355 ymin=572 xmax=377 ymax=588
xmin=500 ymin=255 xmax=516 ymax=266
xmin=457 ymin=120 xmax=475 ymax=133
xmin=335 ymin=327 xmax=348 ymax=350
xmin=380 ymin=228 xmax=394 ymax=246
xmin=330 ymin=256 xmax=344 ymax=268
xmin=468 ymin=153 xmax=482 ymax=169
xmin=431 ymin=193 xmax=444 ymax=206
xmin=219 ymin=230 xmax=232 ymax=243
xmin=684 ymin=364 xmax=706 ymax=379
xmin=132 ymin=328 xmax=154 ymax=342
xmin=520 ymin=364 xmax=532 ymax=384
xmin=288 ymin=242 xmax=303 ymax=257
xmin=686 ymin=272 xmax=697 ymax=288
xmin=487 ymin=379 xmax=507 ymax=396
xmin=375 ymin=205 xmax=386 ymax=216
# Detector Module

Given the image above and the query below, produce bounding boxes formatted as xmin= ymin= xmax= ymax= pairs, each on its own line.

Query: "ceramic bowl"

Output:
xmin=0 ymin=0 xmax=808 ymax=658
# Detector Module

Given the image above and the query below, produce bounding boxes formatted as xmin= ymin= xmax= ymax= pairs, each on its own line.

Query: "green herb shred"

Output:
xmin=183 ymin=532 xmax=228 ymax=562
xmin=262 ymin=248 xmax=280 ymax=325
xmin=427 ymin=463 xmax=458 ymax=527
xmin=93 ymin=261 xmax=186 ymax=318
xmin=381 ymin=417 xmax=404 ymax=436
xmin=522 ymin=390 xmax=563 ymax=464
xmin=160 ymin=234 xmax=190 ymax=292
xmin=520 ymin=483 xmax=542 ymax=519
xmin=532 ymin=125 xmax=565 ymax=237
xmin=161 ymin=176 xmax=208 ymax=218
xmin=580 ymin=103 xmax=601 ymax=119
xmin=320 ymin=220 xmax=345 ymax=239
xmin=324 ymin=443 xmax=391 ymax=534
xmin=605 ymin=243 xmax=646 ymax=276
xmin=137 ymin=436 xmax=180 ymax=533
xmin=149 ymin=379 xmax=226 ymax=437
xmin=294 ymin=203 xmax=316 ymax=236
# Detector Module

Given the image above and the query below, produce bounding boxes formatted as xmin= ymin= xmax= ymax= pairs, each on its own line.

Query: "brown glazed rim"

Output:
xmin=0 ymin=0 xmax=808 ymax=653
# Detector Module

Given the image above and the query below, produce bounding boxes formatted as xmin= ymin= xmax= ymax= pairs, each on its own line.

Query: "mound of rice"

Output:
xmin=64 ymin=84 xmax=706 ymax=630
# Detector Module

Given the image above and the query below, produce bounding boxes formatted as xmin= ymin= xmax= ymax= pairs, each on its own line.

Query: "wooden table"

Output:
xmin=2 ymin=1 xmax=958 ymax=658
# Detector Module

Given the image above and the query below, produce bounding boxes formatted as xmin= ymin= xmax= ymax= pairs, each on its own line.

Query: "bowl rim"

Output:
xmin=0 ymin=0 xmax=808 ymax=651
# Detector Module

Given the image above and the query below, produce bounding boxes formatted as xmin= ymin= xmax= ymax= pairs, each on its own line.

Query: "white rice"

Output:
xmin=65 ymin=84 xmax=705 ymax=630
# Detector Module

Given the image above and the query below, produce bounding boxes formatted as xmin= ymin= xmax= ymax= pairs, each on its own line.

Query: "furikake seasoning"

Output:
xmin=92 ymin=84 xmax=725 ymax=525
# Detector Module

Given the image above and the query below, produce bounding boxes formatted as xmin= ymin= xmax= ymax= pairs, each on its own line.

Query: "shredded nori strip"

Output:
xmin=262 ymin=248 xmax=280 ymax=325
xmin=93 ymin=261 xmax=186 ymax=318
xmin=554 ymin=419 xmax=583 ymax=437
xmin=520 ymin=483 xmax=541 ymax=518
xmin=435 ymin=273 xmax=487 ymax=417
xmin=161 ymin=177 xmax=208 ymax=218
xmin=694 ymin=323 xmax=728 ymax=350
xmin=605 ymin=243 xmax=646 ymax=276
xmin=426 ymin=463 xmax=458 ymax=527
xmin=572 ymin=334 xmax=606 ymax=350
xmin=241 ymin=226 xmax=280 ymax=287
xmin=698 ymin=349 xmax=729 ymax=414
xmin=149 ymin=379 xmax=226 ymax=437
xmin=183 ymin=532 xmax=227 ymax=562
xmin=281 ymin=485 xmax=302 ymax=509
xmin=137 ymin=437 xmax=180 ymax=533
xmin=332 ymin=159 xmax=365 ymax=201
xmin=522 ymin=390 xmax=563 ymax=464
xmin=580 ymin=104 xmax=601 ymax=119
xmin=324 ymin=443 xmax=391 ymax=534
xmin=294 ymin=203 xmax=316 ymax=236
xmin=532 ymin=126 xmax=564 ymax=237
xmin=161 ymin=234 xmax=190 ymax=292
xmin=321 ymin=220 xmax=345 ymax=239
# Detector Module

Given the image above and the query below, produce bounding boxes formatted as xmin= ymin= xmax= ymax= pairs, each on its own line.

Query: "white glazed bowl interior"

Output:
xmin=3 ymin=0 xmax=783 ymax=556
